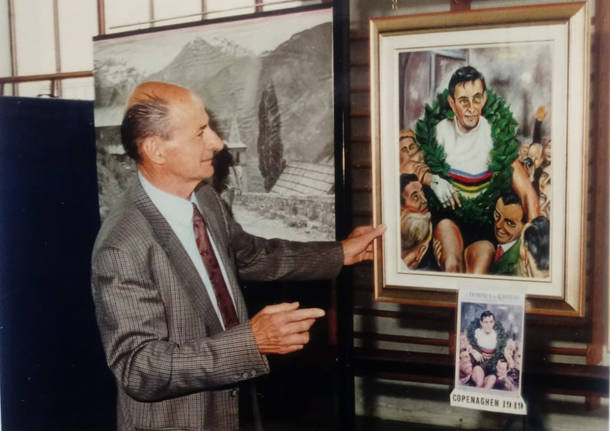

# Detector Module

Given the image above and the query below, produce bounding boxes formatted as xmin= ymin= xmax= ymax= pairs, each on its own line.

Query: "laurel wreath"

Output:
xmin=466 ymin=317 xmax=508 ymax=375
xmin=414 ymin=89 xmax=519 ymax=227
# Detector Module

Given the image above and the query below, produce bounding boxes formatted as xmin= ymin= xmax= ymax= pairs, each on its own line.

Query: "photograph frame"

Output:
xmin=92 ymin=3 xmax=342 ymax=243
xmin=370 ymin=3 xmax=589 ymax=316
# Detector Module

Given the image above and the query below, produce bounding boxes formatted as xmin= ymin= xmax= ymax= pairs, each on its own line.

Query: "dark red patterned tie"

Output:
xmin=192 ymin=203 xmax=239 ymax=329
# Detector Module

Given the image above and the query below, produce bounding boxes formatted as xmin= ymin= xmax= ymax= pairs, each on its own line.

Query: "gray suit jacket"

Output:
xmin=91 ymin=180 xmax=343 ymax=431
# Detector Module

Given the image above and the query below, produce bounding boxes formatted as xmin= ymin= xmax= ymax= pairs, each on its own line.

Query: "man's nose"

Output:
xmin=207 ymin=129 xmax=224 ymax=151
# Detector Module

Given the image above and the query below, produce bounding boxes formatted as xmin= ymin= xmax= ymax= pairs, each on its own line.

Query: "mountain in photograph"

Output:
xmin=140 ymin=22 xmax=333 ymax=167
xmin=260 ymin=22 xmax=333 ymax=163
xmin=94 ymin=57 xmax=144 ymax=109
xmin=93 ymin=17 xmax=335 ymax=238
xmin=147 ymin=36 xmax=263 ymax=158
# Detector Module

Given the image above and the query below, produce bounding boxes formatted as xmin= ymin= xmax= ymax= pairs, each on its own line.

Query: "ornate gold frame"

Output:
xmin=370 ymin=3 xmax=589 ymax=316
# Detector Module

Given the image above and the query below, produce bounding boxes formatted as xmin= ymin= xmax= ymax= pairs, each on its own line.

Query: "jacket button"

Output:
xmin=241 ymin=371 xmax=249 ymax=379
xmin=230 ymin=388 xmax=239 ymax=397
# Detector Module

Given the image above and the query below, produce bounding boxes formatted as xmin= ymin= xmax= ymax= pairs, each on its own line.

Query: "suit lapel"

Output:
xmin=130 ymin=181 xmax=224 ymax=333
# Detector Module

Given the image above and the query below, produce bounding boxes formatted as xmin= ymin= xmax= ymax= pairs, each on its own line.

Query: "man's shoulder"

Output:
xmin=435 ymin=118 xmax=453 ymax=133
xmin=92 ymin=186 xmax=154 ymax=257
xmin=478 ymin=116 xmax=492 ymax=134
xmin=434 ymin=118 xmax=455 ymax=144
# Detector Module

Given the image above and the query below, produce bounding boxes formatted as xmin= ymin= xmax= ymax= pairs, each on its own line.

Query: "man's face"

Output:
xmin=514 ymin=350 xmax=522 ymax=369
xmin=481 ymin=315 xmax=495 ymax=334
xmin=399 ymin=136 xmax=422 ymax=164
xmin=518 ymin=143 xmax=530 ymax=162
xmin=494 ymin=198 xmax=524 ymax=244
xmin=402 ymin=181 xmax=428 ymax=214
xmin=448 ymin=79 xmax=487 ymax=133
xmin=539 ymin=169 xmax=551 ymax=218
xmin=543 ymin=142 xmax=552 ymax=165
xmin=459 ymin=350 xmax=473 ymax=375
xmin=528 ymin=143 xmax=544 ymax=169
xmin=496 ymin=360 xmax=508 ymax=377
xmin=162 ymin=94 xmax=224 ymax=183
xmin=539 ymin=166 xmax=551 ymax=189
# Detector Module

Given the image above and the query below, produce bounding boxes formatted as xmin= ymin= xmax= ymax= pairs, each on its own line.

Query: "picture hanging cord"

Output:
xmin=109 ymin=0 xmax=322 ymax=30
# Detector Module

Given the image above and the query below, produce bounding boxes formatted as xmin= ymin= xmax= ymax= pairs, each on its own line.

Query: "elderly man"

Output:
xmin=399 ymin=173 xmax=437 ymax=270
xmin=91 ymin=81 xmax=384 ymax=431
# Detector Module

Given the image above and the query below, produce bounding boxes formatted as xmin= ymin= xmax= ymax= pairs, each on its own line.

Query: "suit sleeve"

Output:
xmin=224 ymin=205 xmax=344 ymax=282
xmin=91 ymin=245 xmax=270 ymax=403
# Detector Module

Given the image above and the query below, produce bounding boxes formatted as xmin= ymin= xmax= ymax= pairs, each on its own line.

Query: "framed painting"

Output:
xmin=370 ymin=3 xmax=589 ymax=315
xmin=93 ymin=5 xmax=337 ymax=242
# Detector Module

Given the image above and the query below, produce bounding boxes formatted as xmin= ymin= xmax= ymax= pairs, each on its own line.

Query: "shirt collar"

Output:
xmin=453 ymin=115 xmax=483 ymax=137
xmin=499 ymin=239 xmax=518 ymax=253
xmin=138 ymin=171 xmax=200 ymax=227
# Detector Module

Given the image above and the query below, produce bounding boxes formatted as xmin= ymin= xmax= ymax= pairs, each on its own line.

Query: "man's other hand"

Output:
xmin=251 ymin=302 xmax=325 ymax=355
xmin=341 ymin=224 xmax=386 ymax=265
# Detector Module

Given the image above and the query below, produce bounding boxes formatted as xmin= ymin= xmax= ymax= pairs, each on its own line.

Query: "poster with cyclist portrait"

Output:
xmin=451 ymin=287 xmax=527 ymax=414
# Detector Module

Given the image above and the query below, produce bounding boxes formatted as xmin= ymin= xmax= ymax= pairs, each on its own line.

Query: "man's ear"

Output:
xmin=140 ymin=136 xmax=166 ymax=165
xmin=448 ymin=94 xmax=456 ymax=113
xmin=482 ymin=90 xmax=488 ymax=106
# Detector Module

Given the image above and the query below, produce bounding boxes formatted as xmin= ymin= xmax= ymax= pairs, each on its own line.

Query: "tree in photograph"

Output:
xmin=257 ymin=80 xmax=286 ymax=192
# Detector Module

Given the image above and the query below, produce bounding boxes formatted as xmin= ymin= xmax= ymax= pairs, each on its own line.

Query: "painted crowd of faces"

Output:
xmin=398 ymin=58 xmax=551 ymax=279
xmin=457 ymin=310 xmax=522 ymax=392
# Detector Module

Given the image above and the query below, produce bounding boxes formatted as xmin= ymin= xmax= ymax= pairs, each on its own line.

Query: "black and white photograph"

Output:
xmin=93 ymin=7 xmax=335 ymax=241
xmin=451 ymin=287 xmax=527 ymax=415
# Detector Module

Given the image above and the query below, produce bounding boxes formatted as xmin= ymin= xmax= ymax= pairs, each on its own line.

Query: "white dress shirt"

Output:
xmin=139 ymin=172 xmax=236 ymax=329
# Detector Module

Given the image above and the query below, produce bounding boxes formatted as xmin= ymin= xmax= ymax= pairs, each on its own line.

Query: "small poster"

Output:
xmin=450 ymin=287 xmax=527 ymax=415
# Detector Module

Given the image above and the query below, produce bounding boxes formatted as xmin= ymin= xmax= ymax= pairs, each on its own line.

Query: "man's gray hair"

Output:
xmin=121 ymin=100 xmax=173 ymax=162
xmin=400 ymin=211 xmax=431 ymax=250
